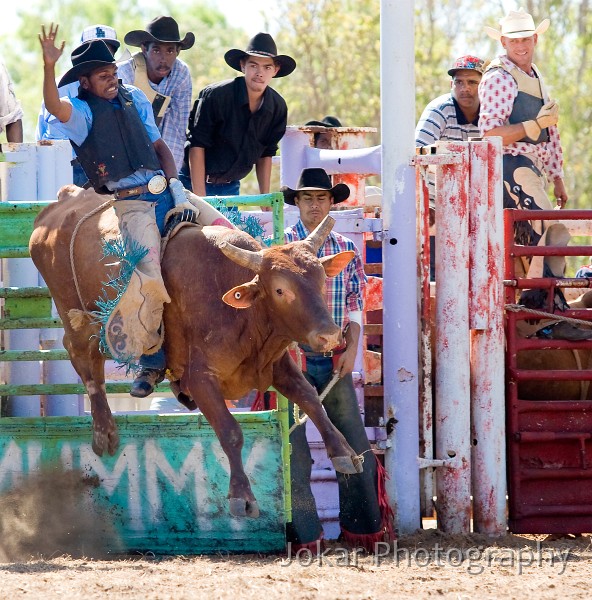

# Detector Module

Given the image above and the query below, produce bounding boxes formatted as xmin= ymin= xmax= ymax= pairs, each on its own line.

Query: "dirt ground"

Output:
xmin=1 ymin=530 xmax=591 ymax=599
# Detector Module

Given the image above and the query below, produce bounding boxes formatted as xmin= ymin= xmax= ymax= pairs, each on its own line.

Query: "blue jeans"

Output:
xmin=177 ymin=168 xmax=240 ymax=198
xmin=287 ymin=357 xmax=381 ymax=545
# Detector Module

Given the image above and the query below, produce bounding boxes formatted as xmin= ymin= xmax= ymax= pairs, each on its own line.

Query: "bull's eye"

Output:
xmin=276 ymin=288 xmax=283 ymax=296
xmin=234 ymin=292 xmax=241 ymax=299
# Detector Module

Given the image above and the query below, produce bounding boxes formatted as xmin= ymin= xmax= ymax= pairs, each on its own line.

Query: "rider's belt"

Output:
xmin=300 ymin=345 xmax=346 ymax=358
xmin=113 ymin=175 xmax=168 ymax=199
xmin=206 ymin=174 xmax=233 ymax=184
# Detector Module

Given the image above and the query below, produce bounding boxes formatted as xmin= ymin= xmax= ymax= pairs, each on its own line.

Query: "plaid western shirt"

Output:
xmin=478 ymin=55 xmax=564 ymax=181
xmin=285 ymin=219 xmax=366 ymax=331
xmin=117 ymin=56 xmax=192 ymax=171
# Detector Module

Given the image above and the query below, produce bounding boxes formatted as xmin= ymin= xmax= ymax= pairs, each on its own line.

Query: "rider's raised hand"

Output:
xmin=39 ymin=23 xmax=65 ymax=67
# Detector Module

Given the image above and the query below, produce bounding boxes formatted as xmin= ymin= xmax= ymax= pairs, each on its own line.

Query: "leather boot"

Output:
xmin=130 ymin=368 xmax=165 ymax=398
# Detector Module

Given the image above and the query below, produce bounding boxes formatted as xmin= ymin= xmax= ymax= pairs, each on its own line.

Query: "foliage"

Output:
xmin=3 ymin=1 xmax=592 ymax=207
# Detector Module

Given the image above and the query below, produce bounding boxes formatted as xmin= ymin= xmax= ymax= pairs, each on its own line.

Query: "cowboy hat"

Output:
xmin=124 ymin=16 xmax=195 ymax=50
xmin=282 ymin=168 xmax=350 ymax=205
xmin=224 ymin=32 xmax=296 ymax=78
xmin=484 ymin=8 xmax=550 ymax=41
xmin=305 ymin=115 xmax=342 ymax=127
xmin=58 ymin=40 xmax=116 ymax=87
xmin=447 ymin=55 xmax=485 ymax=76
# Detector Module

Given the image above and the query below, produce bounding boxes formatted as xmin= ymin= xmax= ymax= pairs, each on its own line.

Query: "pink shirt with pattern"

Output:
xmin=478 ymin=55 xmax=564 ymax=181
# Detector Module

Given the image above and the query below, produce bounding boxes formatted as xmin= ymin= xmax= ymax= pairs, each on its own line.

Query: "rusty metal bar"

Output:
xmin=434 ymin=141 xmax=471 ymax=534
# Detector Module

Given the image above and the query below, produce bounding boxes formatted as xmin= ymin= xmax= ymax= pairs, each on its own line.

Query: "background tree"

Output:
xmin=2 ymin=1 xmax=592 ymax=208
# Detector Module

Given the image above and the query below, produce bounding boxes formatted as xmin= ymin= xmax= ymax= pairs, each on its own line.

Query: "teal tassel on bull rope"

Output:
xmin=93 ymin=236 xmax=149 ymax=373
xmin=207 ymin=197 xmax=272 ymax=247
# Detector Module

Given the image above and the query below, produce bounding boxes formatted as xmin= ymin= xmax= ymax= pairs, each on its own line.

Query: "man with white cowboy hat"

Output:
xmin=117 ymin=16 xmax=194 ymax=171
xmin=282 ymin=168 xmax=393 ymax=553
xmin=479 ymin=8 xmax=570 ymax=290
xmin=180 ymin=33 xmax=295 ymax=197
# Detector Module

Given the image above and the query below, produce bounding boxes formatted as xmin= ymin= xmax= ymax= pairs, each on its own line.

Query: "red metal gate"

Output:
xmin=505 ymin=208 xmax=592 ymax=533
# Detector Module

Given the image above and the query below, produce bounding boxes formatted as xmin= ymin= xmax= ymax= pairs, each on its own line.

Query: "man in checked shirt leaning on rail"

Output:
xmin=282 ymin=168 xmax=393 ymax=554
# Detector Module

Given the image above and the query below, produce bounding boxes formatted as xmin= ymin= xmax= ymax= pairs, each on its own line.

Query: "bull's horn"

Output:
xmin=219 ymin=241 xmax=264 ymax=273
xmin=303 ymin=215 xmax=335 ymax=254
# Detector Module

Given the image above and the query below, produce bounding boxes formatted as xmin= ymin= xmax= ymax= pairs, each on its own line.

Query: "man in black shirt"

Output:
xmin=180 ymin=33 xmax=295 ymax=196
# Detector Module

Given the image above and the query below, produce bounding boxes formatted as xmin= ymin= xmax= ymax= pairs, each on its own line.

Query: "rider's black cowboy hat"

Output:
xmin=58 ymin=39 xmax=116 ymax=87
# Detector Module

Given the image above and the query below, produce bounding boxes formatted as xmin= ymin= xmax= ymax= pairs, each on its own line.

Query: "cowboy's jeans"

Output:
xmin=286 ymin=357 xmax=381 ymax=545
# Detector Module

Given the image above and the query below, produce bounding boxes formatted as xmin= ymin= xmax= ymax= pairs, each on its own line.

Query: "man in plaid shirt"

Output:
xmin=479 ymin=8 xmax=569 ymax=281
xmin=283 ymin=168 xmax=386 ymax=553
xmin=118 ymin=16 xmax=194 ymax=172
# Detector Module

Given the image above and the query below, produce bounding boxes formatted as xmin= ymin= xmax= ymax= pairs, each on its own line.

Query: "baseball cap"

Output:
xmin=80 ymin=25 xmax=120 ymax=50
xmin=448 ymin=55 xmax=485 ymax=76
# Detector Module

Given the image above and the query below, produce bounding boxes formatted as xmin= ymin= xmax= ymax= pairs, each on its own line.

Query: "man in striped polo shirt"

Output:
xmin=415 ymin=55 xmax=485 ymax=280
xmin=415 ymin=55 xmax=485 ymax=148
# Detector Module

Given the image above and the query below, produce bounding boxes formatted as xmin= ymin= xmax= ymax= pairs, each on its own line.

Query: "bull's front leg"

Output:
xmin=63 ymin=328 xmax=119 ymax=456
xmin=181 ymin=367 xmax=260 ymax=518
xmin=272 ymin=353 xmax=363 ymax=474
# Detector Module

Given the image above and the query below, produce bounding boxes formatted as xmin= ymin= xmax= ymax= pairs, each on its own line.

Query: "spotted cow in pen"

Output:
xmin=29 ymin=185 xmax=362 ymax=517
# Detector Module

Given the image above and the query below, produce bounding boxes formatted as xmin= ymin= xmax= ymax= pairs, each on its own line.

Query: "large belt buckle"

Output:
xmin=147 ymin=174 xmax=167 ymax=194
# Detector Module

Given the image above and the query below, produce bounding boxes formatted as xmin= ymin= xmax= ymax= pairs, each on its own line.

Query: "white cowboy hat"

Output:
xmin=484 ymin=8 xmax=550 ymax=41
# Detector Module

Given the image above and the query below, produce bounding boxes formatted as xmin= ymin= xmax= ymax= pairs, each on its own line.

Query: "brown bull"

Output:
xmin=29 ymin=185 xmax=362 ymax=517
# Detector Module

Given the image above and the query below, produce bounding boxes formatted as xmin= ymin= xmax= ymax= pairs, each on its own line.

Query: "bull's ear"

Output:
xmin=222 ymin=280 xmax=261 ymax=309
xmin=319 ymin=250 xmax=355 ymax=277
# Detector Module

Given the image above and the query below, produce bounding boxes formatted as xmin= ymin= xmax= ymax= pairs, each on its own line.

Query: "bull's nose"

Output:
xmin=310 ymin=328 xmax=342 ymax=352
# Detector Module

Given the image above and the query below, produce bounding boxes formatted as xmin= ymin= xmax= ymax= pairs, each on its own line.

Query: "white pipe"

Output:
xmin=1 ymin=143 xmax=41 ymax=417
xmin=381 ymin=0 xmax=420 ymax=535
xmin=279 ymin=127 xmax=311 ymax=188
xmin=434 ymin=142 xmax=472 ymax=533
xmin=471 ymin=137 xmax=507 ymax=535
xmin=52 ymin=139 xmax=74 ymax=189
xmin=469 ymin=142 xmax=489 ymax=330
xmin=304 ymin=146 xmax=381 ymax=175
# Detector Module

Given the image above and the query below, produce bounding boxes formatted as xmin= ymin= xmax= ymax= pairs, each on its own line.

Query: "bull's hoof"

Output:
xmin=92 ymin=426 xmax=120 ymax=457
xmin=229 ymin=497 xmax=260 ymax=518
xmin=170 ymin=381 xmax=198 ymax=411
xmin=331 ymin=455 xmax=363 ymax=474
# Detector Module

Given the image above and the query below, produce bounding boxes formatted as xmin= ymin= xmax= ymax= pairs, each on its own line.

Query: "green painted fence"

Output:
xmin=0 ymin=196 xmax=291 ymax=554
xmin=0 ymin=411 xmax=289 ymax=554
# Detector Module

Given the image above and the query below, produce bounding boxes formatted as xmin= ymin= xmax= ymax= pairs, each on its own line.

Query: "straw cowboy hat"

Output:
xmin=58 ymin=39 xmax=116 ymax=87
xmin=224 ymin=32 xmax=296 ymax=78
xmin=124 ymin=16 xmax=195 ymax=50
xmin=282 ymin=168 xmax=350 ymax=205
xmin=484 ymin=8 xmax=550 ymax=40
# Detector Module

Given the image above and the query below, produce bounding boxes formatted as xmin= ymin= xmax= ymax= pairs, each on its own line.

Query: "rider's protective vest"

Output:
xmin=486 ymin=58 xmax=548 ymax=145
xmin=73 ymin=85 xmax=160 ymax=191
xmin=129 ymin=52 xmax=171 ymax=126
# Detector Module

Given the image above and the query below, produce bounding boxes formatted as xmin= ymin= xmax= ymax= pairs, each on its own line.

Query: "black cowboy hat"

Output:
xmin=224 ymin=32 xmax=296 ymax=78
xmin=305 ymin=115 xmax=342 ymax=127
xmin=58 ymin=40 xmax=116 ymax=87
xmin=282 ymin=168 xmax=350 ymax=206
xmin=124 ymin=16 xmax=195 ymax=50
